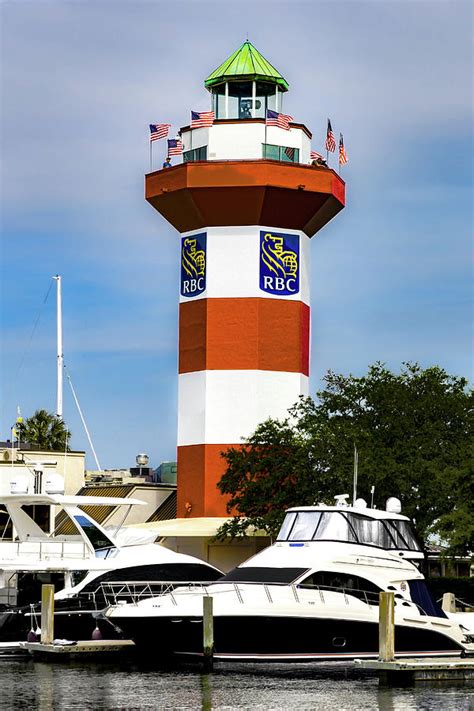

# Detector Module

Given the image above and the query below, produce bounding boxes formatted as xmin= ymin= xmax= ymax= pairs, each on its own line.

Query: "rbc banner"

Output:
xmin=181 ymin=232 xmax=206 ymax=297
xmin=259 ymin=231 xmax=300 ymax=296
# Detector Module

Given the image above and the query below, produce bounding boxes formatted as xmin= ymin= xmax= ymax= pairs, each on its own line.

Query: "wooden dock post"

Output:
xmin=40 ymin=584 xmax=55 ymax=646
xmin=379 ymin=591 xmax=395 ymax=662
xmin=203 ymin=595 xmax=214 ymax=671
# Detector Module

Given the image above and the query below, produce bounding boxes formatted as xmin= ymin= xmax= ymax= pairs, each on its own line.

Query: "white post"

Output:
xmin=441 ymin=592 xmax=456 ymax=613
xmin=53 ymin=275 xmax=63 ymax=419
xmin=275 ymin=87 xmax=279 ymax=112
xmin=225 ymin=82 xmax=229 ymax=119
xmin=252 ymin=81 xmax=256 ymax=118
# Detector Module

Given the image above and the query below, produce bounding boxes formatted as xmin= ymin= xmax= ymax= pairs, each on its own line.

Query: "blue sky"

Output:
xmin=1 ymin=1 xmax=472 ymax=469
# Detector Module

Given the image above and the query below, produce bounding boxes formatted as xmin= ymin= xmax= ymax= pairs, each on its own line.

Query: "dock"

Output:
xmin=20 ymin=639 xmax=135 ymax=660
xmin=355 ymin=656 xmax=474 ymax=683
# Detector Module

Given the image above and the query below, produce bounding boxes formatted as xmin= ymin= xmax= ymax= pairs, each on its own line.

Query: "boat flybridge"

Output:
xmin=0 ymin=490 xmax=223 ymax=643
xmin=105 ymin=495 xmax=474 ymax=661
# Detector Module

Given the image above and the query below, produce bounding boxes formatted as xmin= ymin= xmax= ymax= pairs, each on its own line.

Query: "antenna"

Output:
xmin=52 ymin=275 xmax=63 ymax=419
xmin=352 ymin=444 xmax=358 ymax=505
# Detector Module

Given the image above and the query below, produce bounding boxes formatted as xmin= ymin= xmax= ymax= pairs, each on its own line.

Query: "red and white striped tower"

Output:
xmin=146 ymin=42 xmax=345 ymax=517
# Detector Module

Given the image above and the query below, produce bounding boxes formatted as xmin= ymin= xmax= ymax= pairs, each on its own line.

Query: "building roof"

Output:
xmin=54 ymin=484 xmax=144 ymax=534
xmin=147 ymin=490 xmax=177 ymax=522
xmin=204 ymin=41 xmax=289 ymax=92
xmin=131 ymin=517 xmax=268 ymax=538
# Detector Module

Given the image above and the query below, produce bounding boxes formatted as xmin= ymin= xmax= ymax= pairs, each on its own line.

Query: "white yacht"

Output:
xmin=0 ymin=492 xmax=222 ymax=642
xmin=104 ymin=496 xmax=474 ymax=661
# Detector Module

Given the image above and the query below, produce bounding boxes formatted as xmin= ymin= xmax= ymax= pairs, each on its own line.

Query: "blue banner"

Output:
xmin=259 ymin=231 xmax=300 ymax=296
xmin=181 ymin=233 xmax=206 ymax=297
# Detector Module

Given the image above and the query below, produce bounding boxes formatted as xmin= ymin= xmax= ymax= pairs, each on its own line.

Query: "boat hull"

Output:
xmin=110 ymin=613 xmax=463 ymax=661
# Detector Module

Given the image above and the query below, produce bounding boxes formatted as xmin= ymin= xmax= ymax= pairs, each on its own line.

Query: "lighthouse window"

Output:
xmin=227 ymin=81 xmax=253 ymax=119
xmin=183 ymin=146 xmax=208 ymax=163
xmin=263 ymin=144 xmax=299 ymax=163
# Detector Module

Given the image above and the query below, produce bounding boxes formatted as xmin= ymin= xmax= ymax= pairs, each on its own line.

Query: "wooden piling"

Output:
xmin=379 ymin=591 xmax=395 ymax=661
xmin=40 ymin=584 xmax=55 ymax=646
xmin=203 ymin=595 xmax=214 ymax=671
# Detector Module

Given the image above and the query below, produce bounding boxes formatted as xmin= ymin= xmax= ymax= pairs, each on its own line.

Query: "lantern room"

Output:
xmin=205 ymin=40 xmax=288 ymax=120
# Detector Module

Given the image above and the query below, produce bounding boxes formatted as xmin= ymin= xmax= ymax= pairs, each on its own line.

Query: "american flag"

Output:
xmin=266 ymin=109 xmax=293 ymax=130
xmin=149 ymin=123 xmax=171 ymax=141
xmin=284 ymin=146 xmax=295 ymax=161
xmin=167 ymin=138 xmax=183 ymax=156
xmin=310 ymin=151 xmax=324 ymax=160
xmin=191 ymin=110 xmax=214 ymax=129
xmin=325 ymin=119 xmax=336 ymax=152
xmin=339 ymin=133 xmax=348 ymax=165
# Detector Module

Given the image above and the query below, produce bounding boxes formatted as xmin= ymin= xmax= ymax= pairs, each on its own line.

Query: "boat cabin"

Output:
xmin=277 ymin=503 xmax=423 ymax=558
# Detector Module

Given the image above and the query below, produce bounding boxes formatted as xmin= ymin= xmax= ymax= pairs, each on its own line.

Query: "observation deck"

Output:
xmin=145 ymin=159 xmax=345 ymax=237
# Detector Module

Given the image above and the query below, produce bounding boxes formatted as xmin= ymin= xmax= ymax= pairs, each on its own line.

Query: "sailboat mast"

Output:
xmin=53 ymin=275 xmax=63 ymax=418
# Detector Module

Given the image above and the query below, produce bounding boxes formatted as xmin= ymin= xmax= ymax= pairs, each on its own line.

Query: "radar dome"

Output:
xmin=45 ymin=471 xmax=65 ymax=495
xmin=10 ymin=475 xmax=29 ymax=495
xmin=386 ymin=497 xmax=402 ymax=514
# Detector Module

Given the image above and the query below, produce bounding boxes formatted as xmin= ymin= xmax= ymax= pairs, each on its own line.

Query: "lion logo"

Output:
xmin=181 ymin=233 xmax=206 ymax=297
xmin=260 ymin=231 xmax=300 ymax=295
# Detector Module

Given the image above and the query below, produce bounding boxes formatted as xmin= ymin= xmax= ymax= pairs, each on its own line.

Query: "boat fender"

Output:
xmin=92 ymin=625 xmax=103 ymax=641
xmin=27 ymin=629 xmax=38 ymax=642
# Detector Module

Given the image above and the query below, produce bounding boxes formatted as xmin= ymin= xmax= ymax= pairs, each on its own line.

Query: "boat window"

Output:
xmin=299 ymin=571 xmax=382 ymax=604
xmin=219 ymin=567 xmax=309 ymax=585
xmin=347 ymin=515 xmax=395 ymax=548
xmin=288 ymin=512 xmax=322 ymax=540
xmin=73 ymin=515 xmax=116 ymax=553
xmin=313 ymin=512 xmax=357 ymax=542
xmin=390 ymin=520 xmax=422 ymax=551
xmin=277 ymin=512 xmax=297 ymax=540
xmin=71 ymin=570 xmax=89 ymax=587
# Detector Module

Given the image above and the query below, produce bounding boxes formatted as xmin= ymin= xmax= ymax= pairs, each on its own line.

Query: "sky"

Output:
xmin=1 ymin=0 xmax=472 ymax=470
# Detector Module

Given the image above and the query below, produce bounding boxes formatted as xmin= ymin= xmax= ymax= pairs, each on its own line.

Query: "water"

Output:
xmin=0 ymin=659 xmax=472 ymax=710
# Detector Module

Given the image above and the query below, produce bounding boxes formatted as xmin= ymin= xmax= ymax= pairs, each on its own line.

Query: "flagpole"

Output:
xmin=264 ymin=112 xmax=267 ymax=158
xmin=149 ymin=140 xmax=152 ymax=172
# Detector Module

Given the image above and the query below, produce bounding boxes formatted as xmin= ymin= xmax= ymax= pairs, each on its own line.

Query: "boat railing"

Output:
xmin=0 ymin=539 xmax=90 ymax=561
xmin=85 ymin=581 xmax=210 ymax=607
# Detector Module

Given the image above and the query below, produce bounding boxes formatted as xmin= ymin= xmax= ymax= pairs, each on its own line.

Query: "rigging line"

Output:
xmin=14 ymin=280 xmax=54 ymax=383
xmin=64 ymin=366 xmax=102 ymax=472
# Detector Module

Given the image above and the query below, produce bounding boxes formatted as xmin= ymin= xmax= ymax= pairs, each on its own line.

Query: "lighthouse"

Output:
xmin=146 ymin=42 xmax=345 ymax=518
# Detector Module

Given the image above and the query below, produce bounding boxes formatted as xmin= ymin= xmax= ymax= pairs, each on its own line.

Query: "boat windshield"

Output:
xmin=277 ymin=511 xmax=422 ymax=552
xmin=73 ymin=514 xmax=117 ymax=556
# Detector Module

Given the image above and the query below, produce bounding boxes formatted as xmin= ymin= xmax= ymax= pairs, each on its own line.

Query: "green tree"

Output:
xmin=18 ymin=409 xmax=71 ymax=452
xmin=217 ymin=363 xmax=473 ymax=554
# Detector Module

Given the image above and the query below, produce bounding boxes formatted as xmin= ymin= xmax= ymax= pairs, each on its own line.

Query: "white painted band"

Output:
xmin=177 ymin=369 xmax=309 ymax=446
xmin=179 ymin=225 xmax=310 ymax=306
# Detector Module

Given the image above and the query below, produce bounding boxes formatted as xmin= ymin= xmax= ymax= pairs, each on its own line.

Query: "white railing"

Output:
xmin=0 ymin=539 xmax=90 ymax=561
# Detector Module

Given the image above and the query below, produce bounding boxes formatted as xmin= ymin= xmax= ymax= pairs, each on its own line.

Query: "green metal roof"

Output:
xmin=204 ymin=41 xmax=289 ymax=92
